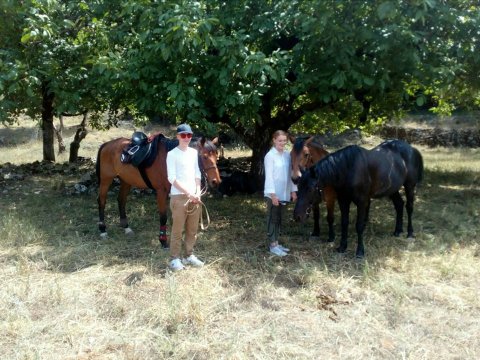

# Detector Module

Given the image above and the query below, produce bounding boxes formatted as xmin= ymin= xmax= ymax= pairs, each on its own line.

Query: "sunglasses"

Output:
xmin=179 ymin=133 xmax=193 ymax=139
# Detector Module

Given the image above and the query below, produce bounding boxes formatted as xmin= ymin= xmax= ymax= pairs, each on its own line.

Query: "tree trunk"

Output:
xmin=69 ymin=113 xmax=88 ymax=163
xmin=248 ymin=131 xmax=272 ymax=189
xmin=41 ymin=82 xmax=55 ymax=162
xmin=54 ymin=117 xmax=66 ymax=154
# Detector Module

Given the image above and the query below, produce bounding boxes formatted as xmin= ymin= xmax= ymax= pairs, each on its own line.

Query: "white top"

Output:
xmin=264 ymin=147 xmax=297 ymax=202
xmin=166 ymin=146 xmax=201 ymax=195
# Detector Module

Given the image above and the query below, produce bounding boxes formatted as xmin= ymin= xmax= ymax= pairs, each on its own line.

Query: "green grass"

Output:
xmin=1 ymin=118 xmax=480 ymax=359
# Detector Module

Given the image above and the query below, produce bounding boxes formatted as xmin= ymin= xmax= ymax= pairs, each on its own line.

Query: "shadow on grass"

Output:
xmin=0 ymin=167 xmax=479 ymax=293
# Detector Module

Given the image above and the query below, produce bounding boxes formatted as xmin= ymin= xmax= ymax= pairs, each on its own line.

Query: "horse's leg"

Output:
xmin=98 ymin=179 xmax=113 ymax=238
xmin=156 ymin=191 xmax=169 ymax=249
xmin=337 ymin=198 xmax=351 ymax=253
xmin=390 ymin=191 xmax=404 ymax=236
xmin=404 ymin=185 xmax=415 ymax=239
xmin=118 ymin=182 xmax=133 ymax=235
xmin=355 ymin=201 xmax=368 ymax=258
xmin=324 ymin=189 xmax=335 ymax=242
xmin=364 ymin=199 xmax=371 ymax=224
xmin=310 ymin=200 xmax=320 ymax=240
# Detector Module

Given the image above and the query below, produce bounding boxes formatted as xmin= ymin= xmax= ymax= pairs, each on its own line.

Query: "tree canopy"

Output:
xmin=1 ymin=0 xmax=479 ymax=177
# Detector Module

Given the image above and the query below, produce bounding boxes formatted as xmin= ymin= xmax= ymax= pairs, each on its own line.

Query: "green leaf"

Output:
xmin=377 ymin=2 xmax=395 ymax=20
xmin=20 ymin=33 xmax=31 ymax=43
xmin=416 ymin=95 xmax=426 ymax=107
xmin=363 ymin=77 xmax=375 ymax=86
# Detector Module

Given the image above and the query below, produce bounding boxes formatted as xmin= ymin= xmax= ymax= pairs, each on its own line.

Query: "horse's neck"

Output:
xmin=316 ymin=158 xmax=338 ymax=185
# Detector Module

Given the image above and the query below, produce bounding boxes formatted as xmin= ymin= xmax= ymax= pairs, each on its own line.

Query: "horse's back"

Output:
xmin=377 ymin=139 xmax=423 ymax=183
xmin=97 ymin=137 xmax=165 ymax=189
xmin=368 ymin=140 xmax=423 ymax=196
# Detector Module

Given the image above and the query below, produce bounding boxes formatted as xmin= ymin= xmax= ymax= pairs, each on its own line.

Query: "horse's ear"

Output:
xmin=212 ymin=137 xmax=219 ymax=145
xmin=288 ymin=134 xmax=296 ymax=144
xmin=304 ymin=136 xmax=314 ymax=146
xmin=200 ymin=136 xmax=207 ymax=147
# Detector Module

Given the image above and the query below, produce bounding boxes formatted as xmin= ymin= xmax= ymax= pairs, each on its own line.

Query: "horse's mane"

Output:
xmin=292 ymin=135 xmax=326 ymax=155
xmin=315 ymin=145 xmax=364 ymax=184
xmin=190 ymin=137 xmax=217 ymax=152
xmin=292 ymin=136 xmax=309 ymax=154
xmin=155 ymin=134 xmax=218 ymax=153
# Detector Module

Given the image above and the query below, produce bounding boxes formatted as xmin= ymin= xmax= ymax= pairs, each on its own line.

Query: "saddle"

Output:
xmin=121 ymin=131 xmax=153 ymax=167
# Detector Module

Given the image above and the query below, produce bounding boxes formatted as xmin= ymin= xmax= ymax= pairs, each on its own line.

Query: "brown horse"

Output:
xmin=290 ymin=135 xmax=336 ymax=242
xmin=96 ymin=133 xmax=221 ymax=248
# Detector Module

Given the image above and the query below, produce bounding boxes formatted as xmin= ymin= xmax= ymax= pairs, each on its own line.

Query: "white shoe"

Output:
xmin=278 ymin=245 xmax=290 ymax=252
xmin=169 ymin=258 xmax=185 ymax=271
xmin=183 ymin=254 xmax=204 ymax=267
xmin=269 ymin=245 xmax=287 ymax=257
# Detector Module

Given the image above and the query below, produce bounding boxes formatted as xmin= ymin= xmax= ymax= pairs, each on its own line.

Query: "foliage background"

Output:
xmin=1 ymin=1 xmax=479 ymax=177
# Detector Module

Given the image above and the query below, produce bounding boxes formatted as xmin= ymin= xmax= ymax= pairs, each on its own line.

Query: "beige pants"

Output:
xmin=169 ymin=194 xmax=201 ymax=259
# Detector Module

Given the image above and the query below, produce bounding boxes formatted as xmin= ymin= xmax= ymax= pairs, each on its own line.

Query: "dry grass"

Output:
xmin=1 ymin=118 xmax=479 ymax=359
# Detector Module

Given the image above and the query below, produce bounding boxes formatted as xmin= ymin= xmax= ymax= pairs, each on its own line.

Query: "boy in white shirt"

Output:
xmin=166 ymin=123 xmax=204 ymax=271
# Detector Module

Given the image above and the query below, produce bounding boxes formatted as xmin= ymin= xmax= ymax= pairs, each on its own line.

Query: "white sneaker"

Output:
xmin=269 ymin=246 xmax=287 ymax=257
xmin=278 ymin=245 xmax=290 ymax=252
xmin=169 ymin=258 xmax=185 ymax=271
xmin=183 ymin=254 xmax=204 ymax=267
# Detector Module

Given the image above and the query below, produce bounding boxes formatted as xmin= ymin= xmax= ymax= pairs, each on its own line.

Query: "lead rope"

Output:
xmin=183 ymin=187 xmax=211 ymax=230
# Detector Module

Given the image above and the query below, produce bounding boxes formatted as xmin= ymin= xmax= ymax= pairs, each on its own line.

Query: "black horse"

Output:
xmin=293 ymin=139 xmax=424 ymax=258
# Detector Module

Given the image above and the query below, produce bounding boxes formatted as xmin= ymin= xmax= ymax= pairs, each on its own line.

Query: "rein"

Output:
xmin=183 ymin=187 xmax=211 ymax=230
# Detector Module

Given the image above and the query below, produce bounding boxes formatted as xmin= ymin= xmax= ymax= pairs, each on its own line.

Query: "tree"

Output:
xmin=0 ymin=0 xmax=110 ymax=161
xmin=2 ymin=1 xmax=479 ymax=177
xmin=92 ymin=0 xmax=479 ymax=184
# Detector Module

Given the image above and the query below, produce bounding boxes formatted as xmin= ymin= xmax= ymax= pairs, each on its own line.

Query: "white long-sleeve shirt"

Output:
xmin=263 ymin=147 xmax=297 ymax=202
xmin=166 ymin=146 xmax=201 ymax=195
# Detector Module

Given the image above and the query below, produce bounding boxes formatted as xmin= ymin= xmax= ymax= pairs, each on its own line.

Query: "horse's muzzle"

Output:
xmin=293 ymin=206 xmax=311 ymax=223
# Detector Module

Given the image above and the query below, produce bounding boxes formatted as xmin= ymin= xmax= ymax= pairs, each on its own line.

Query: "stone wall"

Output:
xmin=377 ymin=125 xmax=480 ymax=147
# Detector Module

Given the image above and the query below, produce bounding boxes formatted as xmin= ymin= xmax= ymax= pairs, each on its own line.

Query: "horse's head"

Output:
xmin=290 ymin=136 xmax=313 ymax=185
xmin=293 ymin=167 xmax=322 ymax=223
xmin=195 ymin=136 xmax=222 ymax=189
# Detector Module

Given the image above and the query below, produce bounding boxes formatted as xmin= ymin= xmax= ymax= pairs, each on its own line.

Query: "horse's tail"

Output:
xmin=414 ymin=147 xmax=424 ymax=184
xmin=96 ymin=143 xmax=107 ymax=185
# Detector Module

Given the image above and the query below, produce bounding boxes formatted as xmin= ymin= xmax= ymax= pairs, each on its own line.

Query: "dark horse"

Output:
xmin=96 ymin=133 xmax=221 ymax=247
xmin=290 ymin=135 xmax=336 ymax=242
xmin=294 ymin=139 xmax=423 ymax=258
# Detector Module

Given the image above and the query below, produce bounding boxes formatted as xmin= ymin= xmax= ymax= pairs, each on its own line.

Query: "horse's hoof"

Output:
xmin=100 ymin=232 xmax=108 ymax=239
xmin=160 ymin=240 xmax=169 ymax=249
xmin=124 ymin=227 xmax=134 ymax=235
xmin=309 ymin=235 xmax=320 ymax=241
xmin=336 ymin=247 xmax=347 ymax=254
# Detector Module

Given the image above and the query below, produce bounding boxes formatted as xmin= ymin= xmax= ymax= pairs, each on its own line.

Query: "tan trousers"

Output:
xmin=169 ymin=194 xmax=201 ymax=259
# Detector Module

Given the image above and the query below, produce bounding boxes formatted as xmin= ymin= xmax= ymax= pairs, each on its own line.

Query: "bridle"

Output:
xmin=198 ymin=150 xmax=220 ymax=185
xmin=301 ymin=146 xmax=314 ymax=169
